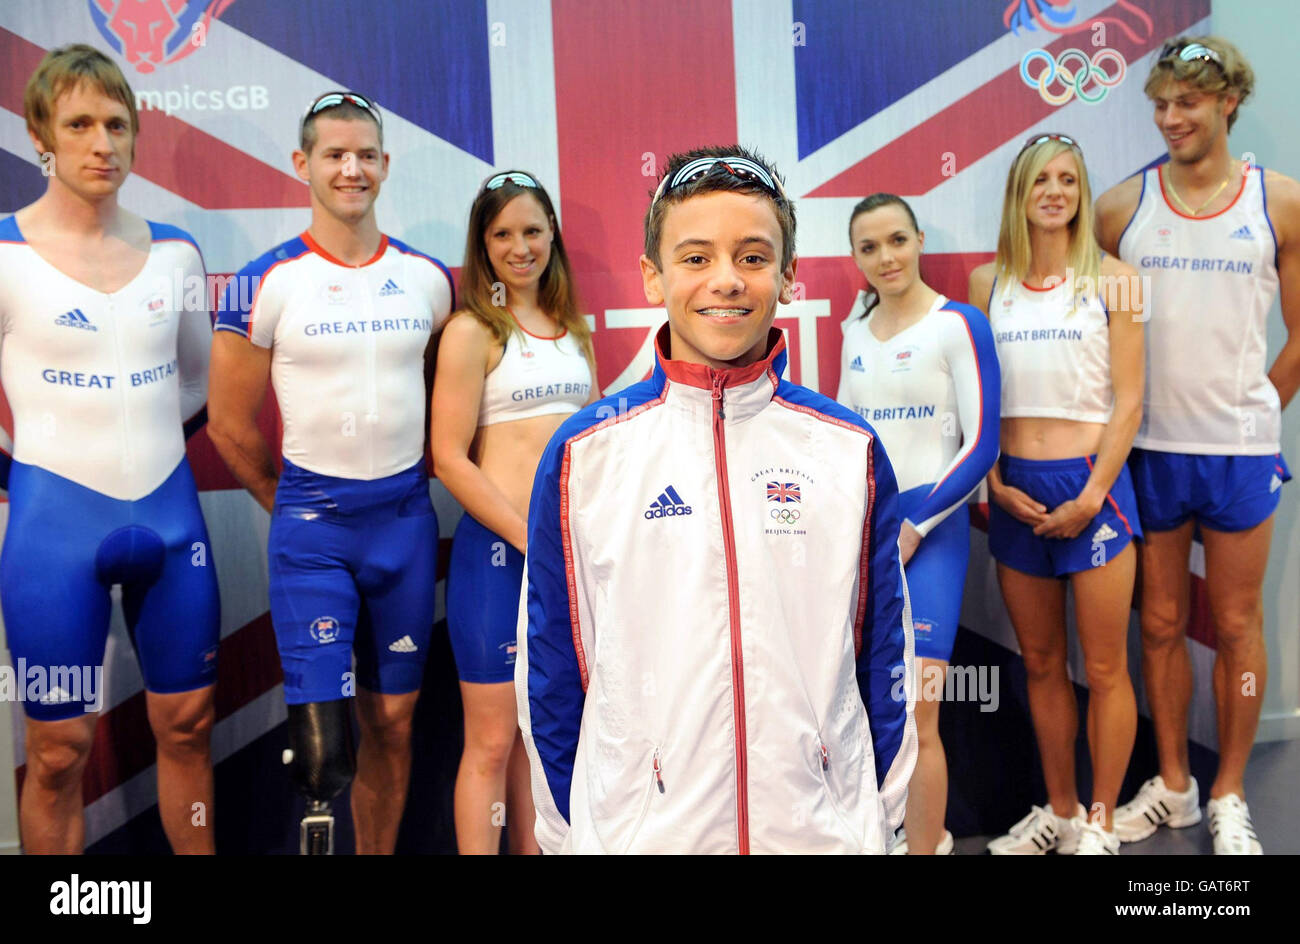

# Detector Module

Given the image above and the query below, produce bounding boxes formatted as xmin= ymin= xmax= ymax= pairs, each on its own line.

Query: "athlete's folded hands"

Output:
xmin=1033 ymin=493 xmax=1103 ymax=539
xmin=992 ymin=483 xmax=1048 ymax=527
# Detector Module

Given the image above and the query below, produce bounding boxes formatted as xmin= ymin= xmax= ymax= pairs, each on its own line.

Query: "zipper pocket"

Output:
xmin=619 ymin=747 xmax=663 ymax=855
xmin=816 ymin=737 xmax=861 ymax=844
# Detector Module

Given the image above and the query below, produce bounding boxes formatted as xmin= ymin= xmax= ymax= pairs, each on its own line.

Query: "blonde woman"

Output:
xmin=432 ymin=171 xmax=597 ymax=853
xmin=969 ymin=134 xmax=1144 ymax=855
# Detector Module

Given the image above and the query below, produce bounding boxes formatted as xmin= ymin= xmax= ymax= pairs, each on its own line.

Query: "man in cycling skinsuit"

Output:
xmin=209 ymin=91 xmax=452 ymax=854
xmin=0 ymin=45 xmax=219 ymax=854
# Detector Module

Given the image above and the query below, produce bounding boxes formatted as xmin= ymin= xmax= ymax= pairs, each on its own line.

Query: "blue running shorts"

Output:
xmin=989 ymin=455 xmax=1142 ymax=578
xmin=1 ymin=458 xmax=220 ymax=721
xmin=445 ymin=512 xmax=523 ymax=684
xmin=268 ymin=458 xmax=438 ymax=704
xmin=1128 ymin=449 xmax=1291 ymax=533
xmin=900 ymin=484 xmax=970 ymax=662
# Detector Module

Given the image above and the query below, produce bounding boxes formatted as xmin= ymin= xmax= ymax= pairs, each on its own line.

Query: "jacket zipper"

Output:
xmin=711 ymin=371 xmax=749 ymax=854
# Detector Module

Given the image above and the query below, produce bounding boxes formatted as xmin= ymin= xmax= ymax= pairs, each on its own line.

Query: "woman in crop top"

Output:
xmin=838 ymin=194 xmax=1001 ymax=854
xmin=969 ymin=134 xmax=1144 ymax=855
xmin=431 ymin=171 xmax=597 ymax=854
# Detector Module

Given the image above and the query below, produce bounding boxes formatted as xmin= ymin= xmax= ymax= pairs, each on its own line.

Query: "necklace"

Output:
xmin=1166 ymin=163 xmax=1234 ymax=216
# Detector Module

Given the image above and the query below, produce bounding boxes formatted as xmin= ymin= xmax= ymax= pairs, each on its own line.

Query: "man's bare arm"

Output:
xmin=1266 ymin=171 xmax=1300 ymax=410
xmin=208 ymin=331 xmax=278 ymax=512
xmin=1095 ymin=173 xmax=1144 ymax=257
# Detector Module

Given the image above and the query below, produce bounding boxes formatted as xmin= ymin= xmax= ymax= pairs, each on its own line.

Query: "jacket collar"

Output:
xmin=651 ymin=324 xmax=787 ymax=421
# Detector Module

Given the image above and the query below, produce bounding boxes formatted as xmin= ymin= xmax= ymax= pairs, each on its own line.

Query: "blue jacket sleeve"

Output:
xmin=906 ymin=303 xmax=1001 ymax=536
xmin=856 ymin=430 xmax=916 ymax=836
xmin=515 ymin=426 xmax=587 ymax=852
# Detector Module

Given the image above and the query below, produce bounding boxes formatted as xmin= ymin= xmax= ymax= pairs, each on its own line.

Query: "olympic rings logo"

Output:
xmin=1019 ymin=47 xmax=1126 ymax=106
xmin=770 ymin=508 xmax=801 ymax=524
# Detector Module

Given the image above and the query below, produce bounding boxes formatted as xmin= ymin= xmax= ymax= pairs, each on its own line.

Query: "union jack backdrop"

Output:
xmin=0 ymin=0 xmax=1248 ymax=851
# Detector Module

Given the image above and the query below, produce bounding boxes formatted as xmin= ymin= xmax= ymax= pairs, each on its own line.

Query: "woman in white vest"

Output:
xmin=431 ymin=172 xmax=598 ymax=853
xmin=969 ymin=134 xmax=1144 ymax=854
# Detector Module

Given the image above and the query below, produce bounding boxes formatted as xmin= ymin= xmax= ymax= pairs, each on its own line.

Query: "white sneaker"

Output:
xmin=1207 ymin=794 xmax=1262 ymax=855
xmin=1072 ymin=818 xmax=1121 ymax=855
xmin=888 ymin=828 xmax=954 ymax=855
xmin=1113 ymin=775 xmax=1201 ymax=842
xmin=987 ymin=804 xmax=1085 ymax=855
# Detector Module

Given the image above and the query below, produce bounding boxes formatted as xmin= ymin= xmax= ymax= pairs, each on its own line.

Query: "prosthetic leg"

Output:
xmin=284 ymin=701 xmax=355 ymax=854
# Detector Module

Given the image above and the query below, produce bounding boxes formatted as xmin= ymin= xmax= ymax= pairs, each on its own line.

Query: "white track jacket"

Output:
xmin=516 ymin=327 xmax=917 ymax=854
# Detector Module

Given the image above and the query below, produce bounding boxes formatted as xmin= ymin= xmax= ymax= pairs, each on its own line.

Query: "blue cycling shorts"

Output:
xmin=445 ymin=512 xmax=523 ymax=684
xmin=900 ymin=485 xmax=970 ymax=662
xmin=1 ymin=458 xmax=220 ymax=721
xmin=268 ymin=458 xmax=438 ymax=704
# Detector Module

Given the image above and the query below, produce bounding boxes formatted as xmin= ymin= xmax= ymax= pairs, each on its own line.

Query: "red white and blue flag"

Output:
xmin=767 ymin=482 xmax=801 ymax=504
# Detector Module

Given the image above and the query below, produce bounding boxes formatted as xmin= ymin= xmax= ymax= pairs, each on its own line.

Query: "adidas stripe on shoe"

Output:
xmin=1113 ymin=775 xmax=1201 ymax=843
xmin=1207 ymin=794 xmax=1262 ymax=855
xmin=1072 ymin=818 xmax=1121 ymax=855
xmin=987 ymin=804 xmax=1085 ymax=855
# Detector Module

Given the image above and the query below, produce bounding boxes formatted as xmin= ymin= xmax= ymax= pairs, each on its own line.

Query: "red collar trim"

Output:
xmin=302 ymin=231 xmax=389 ymax=267
xmin=1157 ymin=164 xmax=1249 ymax=221
xmin=510 ymin=308 xmax=567 ymax=340
xmin=655 ymin=324 xmax=785 ymax=389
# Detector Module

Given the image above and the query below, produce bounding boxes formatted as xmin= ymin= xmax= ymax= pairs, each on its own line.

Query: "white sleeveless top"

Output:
xmin=1118 ymin=164 xmax=1280 ymax=454
xmin=989 ymin=275 xmax=1112 ymax=423
xmin=478 ymin=315 xmax=592 ymax=426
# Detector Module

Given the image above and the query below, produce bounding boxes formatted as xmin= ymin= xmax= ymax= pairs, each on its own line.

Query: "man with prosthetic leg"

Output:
xmin=209 ymin=92 xmax=453 ymax=853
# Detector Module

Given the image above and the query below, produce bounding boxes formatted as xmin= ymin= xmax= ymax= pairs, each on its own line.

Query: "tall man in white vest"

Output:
xmin=1097 ymin=35 xmax=1300 ymax=854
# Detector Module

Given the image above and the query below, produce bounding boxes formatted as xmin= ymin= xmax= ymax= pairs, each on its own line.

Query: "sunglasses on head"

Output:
xmin=652 ymin=156 xmax=787 ymax=205
xmin=481 ymin=171 xmax=540 ymax=193
xmin=1018 ymin=132 xmax=1080 ymax=156
xmin=1158 ymin=41 xmax=1223 ymax=67
xmin=300 ymin=91 xmax=382 ymax=138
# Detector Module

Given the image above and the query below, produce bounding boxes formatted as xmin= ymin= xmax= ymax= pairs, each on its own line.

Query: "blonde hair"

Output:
xmin=24 ymin=44 xmax=138 ymax=154
xmin=994 ymin=138 xmax=1100 ymax=292
xmin=1145 ymin=35 xmax=1253 ymax=131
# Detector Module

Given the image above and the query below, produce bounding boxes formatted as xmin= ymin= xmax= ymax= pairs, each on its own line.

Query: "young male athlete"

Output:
xmin=209 ymin=91 xmax=453 ymax=854
xmin=0 ymin=44 xmax=219 ymax=854
xmin=1097 ymin=35 xmax=1300 ymax=854
xmin=516 ymin=146 xmax=916 ymax=854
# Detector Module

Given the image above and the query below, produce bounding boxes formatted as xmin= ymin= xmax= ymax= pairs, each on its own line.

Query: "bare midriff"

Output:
xmin=471 ymin=412 xmax=573 ymax=521
xmin=1001 ymin=416 xmax=1107 ymax=461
